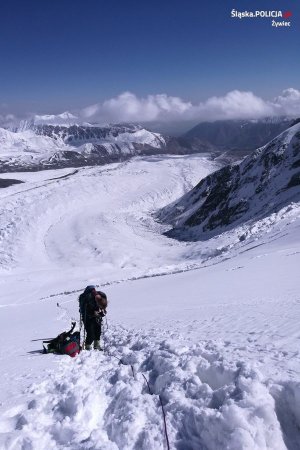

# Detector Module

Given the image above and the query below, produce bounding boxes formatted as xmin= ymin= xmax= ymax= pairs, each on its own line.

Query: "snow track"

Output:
xmin=1 ymin=324 xmax=297 ymax=450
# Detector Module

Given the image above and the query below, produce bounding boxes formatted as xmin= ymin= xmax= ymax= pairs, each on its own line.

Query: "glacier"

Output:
xmin=0 ymin=125 xmax=299 ymax=449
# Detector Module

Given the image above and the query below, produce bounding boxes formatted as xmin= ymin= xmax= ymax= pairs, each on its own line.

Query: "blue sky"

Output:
xmin=0 ymin=0 xmax=299 ymax=117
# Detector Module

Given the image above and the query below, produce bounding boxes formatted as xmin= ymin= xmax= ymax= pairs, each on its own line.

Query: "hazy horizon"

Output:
xmin=1 ymin=0 xmax=299 ymax=125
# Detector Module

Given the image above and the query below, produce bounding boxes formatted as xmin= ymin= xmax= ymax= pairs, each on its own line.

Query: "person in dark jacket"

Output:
xmin=81 ymin=287 xmax=107 ymax=350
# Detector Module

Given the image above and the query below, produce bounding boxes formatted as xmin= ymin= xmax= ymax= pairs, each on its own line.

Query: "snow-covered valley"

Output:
xmin=0 ymin=146 xmax=300 ymax=449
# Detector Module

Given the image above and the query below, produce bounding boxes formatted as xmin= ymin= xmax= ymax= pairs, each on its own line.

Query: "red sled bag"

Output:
xmin=61 ymin=340 xmax=80 ymax=358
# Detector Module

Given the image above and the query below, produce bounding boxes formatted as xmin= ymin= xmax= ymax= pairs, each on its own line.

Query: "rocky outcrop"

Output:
xmin=0 ymin=178 xmax=23 ymax=188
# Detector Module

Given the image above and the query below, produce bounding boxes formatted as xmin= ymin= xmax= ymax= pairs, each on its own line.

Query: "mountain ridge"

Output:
xmin=0 ymin=117 xmax=296 ymax=173
xmin=158 ymin=121 xmax=300 ymax=240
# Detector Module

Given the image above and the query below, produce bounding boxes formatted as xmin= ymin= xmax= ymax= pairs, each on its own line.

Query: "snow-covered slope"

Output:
xmin=0 ymin=127 xmax=69 ymax=168
xmin=0 ymin=152 xmax=299 ymax=449
xmin=159 ymin=122 xmax=300 ymax=240
xmin=33 ymin=111 xmax=78 ymax=126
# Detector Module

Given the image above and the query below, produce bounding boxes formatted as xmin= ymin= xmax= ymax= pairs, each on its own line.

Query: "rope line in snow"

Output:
xmin=141 ymin=373 xmax=170 ymax=450
xmin=142 ymin=373 xmax=152 ymax=394
xmin=102 ymin=319 xmax=171 ymax=450
xmin=159 ymin=394 xmax=170 ymax=450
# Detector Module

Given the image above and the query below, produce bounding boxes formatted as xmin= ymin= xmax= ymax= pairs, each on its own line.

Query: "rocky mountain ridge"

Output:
xmin=158 ymin=121 xmax=300 ymax=240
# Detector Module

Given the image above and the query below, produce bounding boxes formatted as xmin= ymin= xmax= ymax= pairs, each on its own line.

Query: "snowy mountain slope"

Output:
xmin=0 ymin=127 xmax=66 ymax=154
xmin=33 ymin=111 xmax=78 ymax=126
xmin=0 ymin=154 xmax=300 ymax=449
xmin=159 ymin=122 xmax=300 ymax=240
xmin=0 ymin=127 xmax=70 ymax=170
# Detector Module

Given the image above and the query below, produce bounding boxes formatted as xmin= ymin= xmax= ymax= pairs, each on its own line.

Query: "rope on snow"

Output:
xmin=102 ymin=319 xmax=170 ymax=450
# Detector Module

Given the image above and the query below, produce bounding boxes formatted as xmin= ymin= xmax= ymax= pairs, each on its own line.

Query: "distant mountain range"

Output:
xmin=158 ymin=120 xmax=300 ymax=240
xmin=0 ymin=121 xmax=220 ymax=172
xmin=0 ymin=124 xmax=177 ymax=172
xmin=0 ymin=117 xmax=295 ymax=172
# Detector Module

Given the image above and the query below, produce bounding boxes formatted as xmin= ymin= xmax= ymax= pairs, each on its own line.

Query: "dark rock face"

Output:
xmin=287 ymin=172 xmax=300 ymax=189
xmin=0 ymin=178 xmax=23 ymax=188
xmin=183 ymin=118 xmax=293 ymax=152
xmin=158 ymin=122 xmax=300 ymax=240
xmin=185 ymin=165 xmax=241 ymax=230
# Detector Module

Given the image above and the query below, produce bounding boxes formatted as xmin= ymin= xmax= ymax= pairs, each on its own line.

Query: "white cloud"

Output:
xmin=273 ymin=88 xmax=300 ymax=116
xmin=81 ymin=92 xmax=192 ymax=123
xmin=79 ymin=88 xmax=300 ymax=124
xmin=194 ymin=90 xmax=274 ymax=120
xmin=3 ymin=88 xmax=300 ymax=130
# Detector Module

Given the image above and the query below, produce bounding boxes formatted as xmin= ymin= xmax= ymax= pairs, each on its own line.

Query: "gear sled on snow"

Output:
xmin=42 ymin=322 xmax=81 ymax=357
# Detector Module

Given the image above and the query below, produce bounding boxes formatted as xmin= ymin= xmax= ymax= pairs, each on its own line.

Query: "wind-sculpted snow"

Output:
xmin=159 ymin=122 xmax=300 ymax=240
xmin=0 ymin=325 xmax=293 ymax=450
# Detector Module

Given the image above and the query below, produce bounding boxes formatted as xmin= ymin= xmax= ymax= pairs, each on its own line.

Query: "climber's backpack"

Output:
xmin=79 ymin=286 xmax=106 ymax=317
xmin=79 ymin=285 xmax=95 ymax=318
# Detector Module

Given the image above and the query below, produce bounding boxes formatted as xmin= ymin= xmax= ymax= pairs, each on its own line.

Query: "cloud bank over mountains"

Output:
xmin=1 ymin=88 xmax=300 ymax=128
xmin=81 ymin=88 xmax=300 ymax=123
